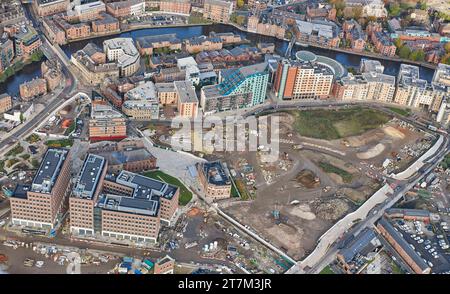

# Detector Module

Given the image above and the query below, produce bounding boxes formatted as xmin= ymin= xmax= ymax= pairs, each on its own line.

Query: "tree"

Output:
xmin=353 ymin=6 xmax=363 ymax=19
xmin=445 ymin=42 xmax=450 ymax=53
xmin=235 ymin=15 xmax=246 ymax=26
xmin=237 ymin=0 xmax=244 ymax=8
xmin=398 ymin=46 xmax=411 ymax=59
xmin=388 ymin=3 xmax=401 ymax=17
xmin=409 ymin=49 xmax=425 ymax=62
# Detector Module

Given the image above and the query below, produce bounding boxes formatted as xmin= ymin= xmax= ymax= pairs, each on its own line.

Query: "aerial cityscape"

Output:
xmin=0 ymin=0 xmax=450 ymax=278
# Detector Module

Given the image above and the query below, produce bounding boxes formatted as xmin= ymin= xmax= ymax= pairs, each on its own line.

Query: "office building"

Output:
xmin=70 ymin=154 xmax=108 ymax=236
xmin=10 ymin=148 xmax=71 ymax=229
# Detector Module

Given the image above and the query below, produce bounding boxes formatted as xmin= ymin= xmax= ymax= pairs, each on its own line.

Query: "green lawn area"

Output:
xmin=234 ymin=178 xmax=251 ymax=200
xmin=440 ymin=153 xmax=450 ymax=170
xmin=291 ymin=107 xmax=391 ymax=140
xmin=231 ymin=181 xmax=240 ymax=198
xmin=318 ymin=162 xmax=353 ymax=183
xmin=387 ymin=107 xmax=411 ymax=116
xmin=45 ymin=139 xmax=74 ymax=148
xmin=319 ymin=265 xmax=335 ymax=274
xmin=64 ymin=121 xmax=76 ymax=136
xmin=142 ymin=170 xmax=192 ymax=206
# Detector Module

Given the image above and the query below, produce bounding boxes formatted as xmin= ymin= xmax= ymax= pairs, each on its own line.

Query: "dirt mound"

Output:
xmin=312 ymin=199 xmax=350 ymax=221
xmin=383 ymin=126 xmax=405 ymax=139
xmin=288 ymin=204 xmax=316 ymax=220
xmin=357 ymin=143 xmax=385 ymax=159
xmin=341 ymin=188 xmax=366 ymax=203
xmin=187 ymin=207 xmax=202 ymax=217
xmin=295 ymin=170 xmax=320 ymax=188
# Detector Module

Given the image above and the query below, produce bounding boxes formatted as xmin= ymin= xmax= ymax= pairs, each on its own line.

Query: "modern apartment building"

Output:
xmin=155 ymin=80 xmax=198 ymax=117
xmin=70 ymin=154 xmax=108 ymax=236
xmin=33 ymin=0 xmax=69 ymax=17
xmin=41 ymin=59 xmax=63 ymax=91
xmin=394 ymin=64 xmax=446 ymax=112
xmin=174 ymin=80 xmax=199 ymax=118
xmin=203 ymin=0 xmax=234 ymax=23
xmin=273 ymin=59 xmax=334 ymax=100
xmin=334 ymin=72 xmax=396 ymax=102
xmin=122 ymin=81 xmax=159 ymax=120
xmin=89 ymin=103 xmax=127 ymax=141
xmin=197 ymin=161 xmax=231 ymax=200
xmin=201 ymin=62 xmax=269 ymax=114
xmin=14 ymin=25 xmax=42 ymax=58
xmin=103 ymin=38 xmax=140 ymax=77
xmin=10 ymin=148 xmax=71 ymax=229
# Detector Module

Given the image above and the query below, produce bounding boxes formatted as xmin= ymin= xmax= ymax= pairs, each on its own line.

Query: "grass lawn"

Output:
xmin=319 ymin=265 xmax=335 ymax=274
xmin=291 ymin=107 xmax=391 ymax=140
xmin=142 ymin=170 xmax=192 ymax=206
xmin=45 ymin=139 xmax=74 ymax=148
xmin=388 ymin=107 xmax=411 ymax=116
xmin=318 ymin=162 xmax=353 ymax=183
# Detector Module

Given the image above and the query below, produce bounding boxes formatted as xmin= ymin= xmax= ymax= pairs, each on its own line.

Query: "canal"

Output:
xmin=0 ymin=24 xmax=436 ymax=97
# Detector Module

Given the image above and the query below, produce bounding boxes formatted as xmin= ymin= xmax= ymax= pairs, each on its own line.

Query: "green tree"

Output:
xmin=388 ymin=3 xmax=401 ymax=17
xmin=237 ymin=0 xmax=244 ymax=8
xmin=409 ymin=49 xmax=425 ymax=62
xmin=236 ymin=15 xmax=246 ymax=26
xmin=445 ymin=42 xmax=450 ymax=53
xmin=398 ymin=46 xmax=411 ymax=59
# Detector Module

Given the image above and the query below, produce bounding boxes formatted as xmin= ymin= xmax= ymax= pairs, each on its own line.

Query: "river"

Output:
xmin=0 ymin=24 xmax=436 ymax=96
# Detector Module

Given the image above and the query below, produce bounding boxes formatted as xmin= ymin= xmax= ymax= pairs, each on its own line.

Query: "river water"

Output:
xmin=0 ymin=24 xmax=436 ymax=96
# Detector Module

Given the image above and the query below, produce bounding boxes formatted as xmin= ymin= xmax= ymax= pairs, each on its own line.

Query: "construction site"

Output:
xmin=217 ymin=108 xmax=433 ymax=260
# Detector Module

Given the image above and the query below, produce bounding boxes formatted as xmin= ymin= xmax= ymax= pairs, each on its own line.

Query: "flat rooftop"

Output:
xmin=201 ymin=161 xmax=231 ymax=186
xmin=97 ymin=148 xmax=155 ymax=166
xmin=73 ymin=154 xmax=106 ymax=200
xmin=174 ymin=81 xmax=198 ymax=103
xmin=97 ymin=193 xmax=159 ymax=217
xmin=31 ymin=148 xmax=69 ymax=194
xmin=116 ymin=170 xmax=178 ymax=201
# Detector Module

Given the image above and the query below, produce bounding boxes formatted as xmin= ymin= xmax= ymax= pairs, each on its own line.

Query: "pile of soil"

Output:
xmin=296 ymin=170 xmax=320 ymax=188
xmin=312 ymin=199 xmax=350 ymax=221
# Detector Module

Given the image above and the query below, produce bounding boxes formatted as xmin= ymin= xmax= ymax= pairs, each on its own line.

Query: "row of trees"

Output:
xmin=394 ymin=39 xmax=426 ymax=62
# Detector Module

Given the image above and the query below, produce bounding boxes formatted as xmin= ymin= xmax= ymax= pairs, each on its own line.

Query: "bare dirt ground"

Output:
xmin=220 ymin=112 xmax=427 ymax=260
